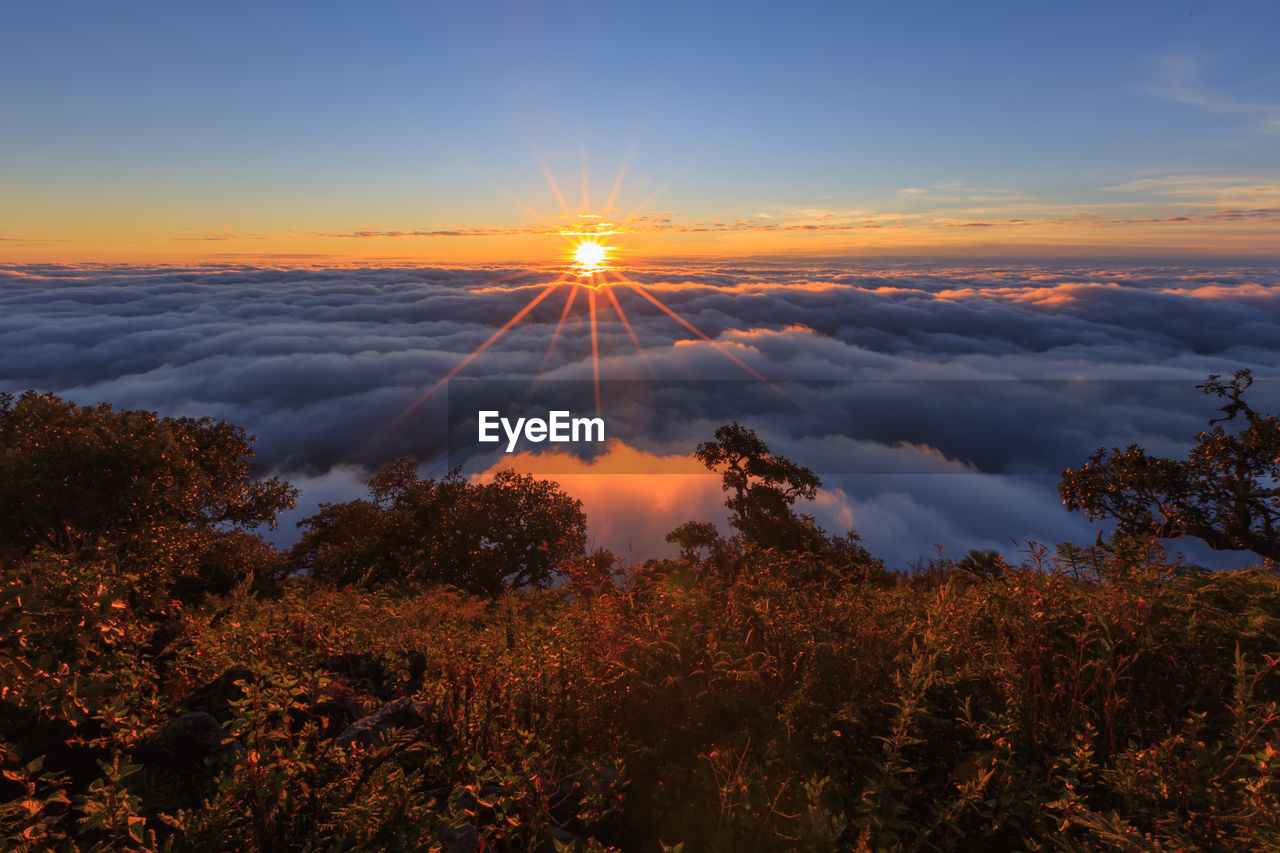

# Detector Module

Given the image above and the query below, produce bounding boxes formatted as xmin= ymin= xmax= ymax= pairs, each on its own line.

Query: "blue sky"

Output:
xmin=3 ymin=1 xmax=1279 ymax=260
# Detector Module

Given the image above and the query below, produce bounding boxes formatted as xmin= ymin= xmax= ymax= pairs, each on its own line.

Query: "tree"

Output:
xmin=0 ymin=391 xmax=296 ymax=600
xmin=293 ymin=459 xmax=586 ymax=594
xmin=694 ymin=422 xmax=822 ymax=551
xmin=690 ymin=423 xmax=886 ymax=584
xmin=665 ymin=520 xmax=722 ymax=562
xmin=1059 ymin=369 xmax=1280 ymax=560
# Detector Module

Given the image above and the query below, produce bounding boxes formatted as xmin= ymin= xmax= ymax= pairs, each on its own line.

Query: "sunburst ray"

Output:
xmin=536 ymin=154 xmax=573 ymax=217
xmin=622 ymin=278 xmax=802 ymax=409
xmin=602 ymin=284 xmax=655 ymax=378
xmin=605 ymin=144 xmax=634 ymax=213
xmin=386 ymin=280 xmax=562 ymax=429
xmin=588 ymin=287 xmax=602 ymax=415
xmin=538 ymin=283 xmax=580 ymax=375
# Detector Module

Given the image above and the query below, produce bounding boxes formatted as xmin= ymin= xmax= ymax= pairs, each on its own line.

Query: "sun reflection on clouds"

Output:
xmin=472 ymin=441 xmax=726 ymax=559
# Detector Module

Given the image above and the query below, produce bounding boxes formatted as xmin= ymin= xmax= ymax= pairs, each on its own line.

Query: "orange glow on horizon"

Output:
xmin=8 ymin=199 xmax=1280 ymax=265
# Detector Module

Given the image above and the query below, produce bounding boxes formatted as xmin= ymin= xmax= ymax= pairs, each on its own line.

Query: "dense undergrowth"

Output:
xmin=5 ymin=540 xmax=1280 ymax=851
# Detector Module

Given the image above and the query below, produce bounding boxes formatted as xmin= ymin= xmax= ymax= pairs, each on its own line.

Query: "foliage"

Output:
xmin=561 ymin=548 xmax=624 ymax=600
xmin=1060 ymin=368 xmax=1280 ymax=559
xmin=10 ymin=537 xmax=1280 ymax=850
xmin=8 ymin=386 xmax=1280 ymax=849
xmin=666 ymin=520 xmax=721 ymax=563
xmin=292 ymin=458 xmax=587 ymax=593
xmin=0 ymin=391 xmax=295 ymax=603
xmin=1 ymin=547 xmax=164 ymax=850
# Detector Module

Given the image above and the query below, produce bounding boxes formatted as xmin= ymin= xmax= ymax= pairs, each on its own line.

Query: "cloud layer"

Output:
xmin=2 ymin=259 xmax=1277 ymax=568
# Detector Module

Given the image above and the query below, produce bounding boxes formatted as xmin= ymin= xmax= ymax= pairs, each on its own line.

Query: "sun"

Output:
xmin=375 ymin=155 xmax=793 ymax=431
xmin=573 ymin=240 xmax=610 ymax=271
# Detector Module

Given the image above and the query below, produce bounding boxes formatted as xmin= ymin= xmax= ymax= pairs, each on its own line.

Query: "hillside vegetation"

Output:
xmin=2 ymin=374 xmax=1279 ymax=851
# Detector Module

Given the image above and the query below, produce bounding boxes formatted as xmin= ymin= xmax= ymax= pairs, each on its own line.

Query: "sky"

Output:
xmin=2 ymin=3 xmax=1278 ymax=569
xmin=3 ymin=1 xmax=1280 ymax=263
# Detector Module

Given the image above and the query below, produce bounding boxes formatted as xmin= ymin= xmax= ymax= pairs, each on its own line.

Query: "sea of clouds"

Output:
xmin=2 ymin=259 xmax=1277 ymax=568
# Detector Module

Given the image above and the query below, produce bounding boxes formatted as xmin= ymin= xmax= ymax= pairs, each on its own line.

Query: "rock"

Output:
xmin=130 ymin=712 xmax=242 ymax=815
xmin=334 ymin=697 xmax=433 ymax=747
xmin=140 ymin=711 xmax=242 ymax=766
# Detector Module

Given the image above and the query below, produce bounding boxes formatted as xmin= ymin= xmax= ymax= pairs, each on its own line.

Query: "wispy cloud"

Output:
xmin=1100 ymin=173 xmax=1280 ymax=206
xmin=1146 ymin=55 xmax=1280 ymax=132
xmin=151 ymin=170 xmax=1280 ymax=259
xmin=896 ymin=183 xmax=1031 ymax=204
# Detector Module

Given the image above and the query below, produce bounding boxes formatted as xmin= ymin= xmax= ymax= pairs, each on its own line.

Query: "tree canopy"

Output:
xmin=292 ymin=459 xmax=586 ymax=593
xmin=694 ymin=422 xmax=822 ymax=551
xmin=1060 ymin=369 xmax=1280 ymax=560
xmin=0 ymin=391 xmax=296 ymax=600
xmin=0 ymin=391 xmax=294 ymax=549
